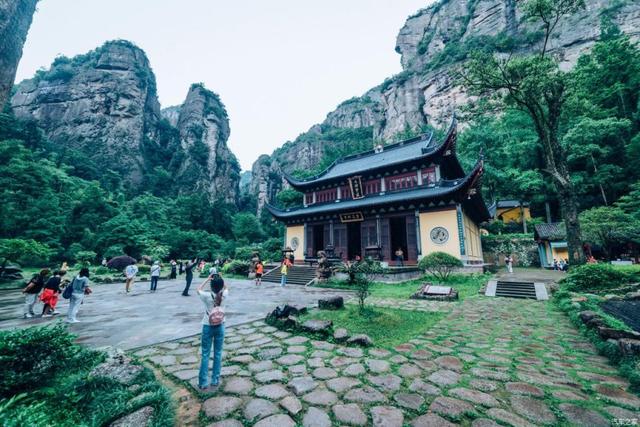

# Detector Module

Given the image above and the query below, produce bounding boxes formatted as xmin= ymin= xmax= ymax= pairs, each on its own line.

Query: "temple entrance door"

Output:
xmin=313 ymin=225 xmax=324 ymax=256
xmin=390 ymin=216 xmax=408 ymax=265
xmin=347 ymin=222 xmax=362 ymax=260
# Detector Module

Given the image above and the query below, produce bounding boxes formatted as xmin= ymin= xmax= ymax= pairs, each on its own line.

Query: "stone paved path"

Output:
xmin=137 ymin=296 xmax=640 ymax=426
xmin=0 ymin=278 xmax=351 ymax=349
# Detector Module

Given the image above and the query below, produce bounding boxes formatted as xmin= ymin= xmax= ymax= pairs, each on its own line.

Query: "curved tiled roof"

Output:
xmin=534 ymin=223 xmax=566 ymax=241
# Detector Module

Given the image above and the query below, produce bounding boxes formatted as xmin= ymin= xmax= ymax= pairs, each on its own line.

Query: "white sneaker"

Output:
xmin=23 ymin=313 xmax=33 ymax=319
xmin=51 ymin=310 xmax=61 ymax=315
xmin=42 ymin=314 xmax=52 ymax=318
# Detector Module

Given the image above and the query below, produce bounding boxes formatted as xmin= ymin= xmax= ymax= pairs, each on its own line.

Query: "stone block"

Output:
xmin=318 ymin=296 xmax=344 ymax=310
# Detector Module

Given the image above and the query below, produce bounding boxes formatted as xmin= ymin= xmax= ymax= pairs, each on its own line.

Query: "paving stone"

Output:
xmin=334 ymin=328 xmax=350 ymax=342
xmin=111 ymin=406 xmax=154 ymax=427
xmin=158 ymin=342 xmax=180 ymax=350
xmin=487 ymin=407 xmax=535 ymax=427
xmin=243 ymin=398 xmax=278 ymax=422
xmin=307 ymin=357 xmax=325 ymax=368
xmin=312 ymin=367 xmax=338 ymax=379
xmin=338 ymin=347 xmax=364 ymax=357
xmin=202 ymin=396 xmax=243 ymax=419
xmin=257 ymin=347 xmax=283 ymax=360
xmin=287 ymin=345 xmax=307 ymax=354
xmin=397 ymin=363 xmax=422 ymax=378
xmin=435 ymin=356 xmax=463 ymax=372
xmin=471 ymin=418 xmax=501 ymax=427
xmin=428 ymin=369 xmax=460 ymax=386
xmin=311 ymin=350 xmax=332 ymax=358
xmin=324 ymin=406 xmax=363 ymax=427
xmin=330 ymin=356 xmax=358 ymax=367
xmin=413 ymin=359 xmax=437 ymax=371
xmin=593 ymin=384 xmax=640 ymax=407
xmin=284 ymin=336 xmax=309 ymax=345
xmin=559 ymin=403 xmax=609 ymax=427
xmin=272 ymin=331 xmax=291 ymax=339
xmin=288 ymin=376 xmax=318 ymax=395
xmin=148 ymin=355 xmax=176 ymax=366
xmin=449 ymin=387 xmax=499 ymax=407
xmin=510 ymin=396 xmax=557 ymax=424
xmin=365 ymin=359 xmax=390 ymax=373
xmin=311 ymin=340 xmax=335 ymax=350
xmin=343 ymin=363 xmax=366 ymax=376
xmin=369 ymin=348 xmax=391 ymax=358
xmin=279 ymin=395 xmax=303 ymax=415
xmin=205 ymin=419 xmax=243 ymax=427
xmin=469 ymin=379 xmax=498 ymax=392
xmin=389 ymin=354 xmax=408 ymax=363
xmin=505 ymin=382 xmax=544 ymax=397
xmin=134 ymin=347 xmax=158 ymax=357
xmin=255 ymin=369 xmax=285 ymax=383
xmin=472 ymin=367 xmax=510 ymax=381
xmin=180 ymin=355 xmax=198 ymax=364
xmin=551 ymin=389 xmax=587 ymax=401
xmin=410 ymin=413 xmax=456 ymax=427
xmin=248 ymin=360 xmax=274 ymax=372
xmin=368 ymin=374 xmax=402 ymax=391
xmin=223 ymin=376 xmax=254 ymax=395
xmin=173 ymin=369 xmax=199 ymax=380
xmin=370 ymin=405 xmax=404 ymax=427
xmin=229 ymin=354 xmax=254 ymax=364
xmin=394 ymin=392 xmax=424 ymax=410
xmin=288 ymin=364 xmax=307 ymax=376
xmin=220 ymin=365 xmax=240 ymax=376
xmin=603 ymin=406 xmax=640 ymax=420
xmin=344 ymin=386 xmax=387 ymax=403
xmin=302 ymin=406 xmax=332 ymax=427
xmin=408 ymin=378 xmax=441 ymax=395
xmin=326 ymin=377 xmax=361 ymax=393
xmin=276 ymin=354 xmax=305 ymax=365
xmin=253 ymin=414 xmax=296 ymax=427
xmin=302 ymin=389 xmax=338 ymax=406
xmin=429 ymin=396 xmax=475 ymax=417
xmin=255 ymin=384 xmax=290 ymax=400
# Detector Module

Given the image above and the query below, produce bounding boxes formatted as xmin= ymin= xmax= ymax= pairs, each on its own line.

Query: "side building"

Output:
xmin=266 ymin=117 xmax=490 ymax=266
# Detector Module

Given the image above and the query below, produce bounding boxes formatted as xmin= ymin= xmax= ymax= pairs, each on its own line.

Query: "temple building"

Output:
xmin=266 ymin=117 xmax=490 ymax=266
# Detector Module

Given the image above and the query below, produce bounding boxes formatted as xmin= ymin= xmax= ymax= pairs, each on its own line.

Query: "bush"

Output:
xmin=136 ymin=264 xmax=150 ymax=274
xmin=0 ymin=324 xmax=99 ymax=398
xmin=0 ymin=238 xmax=53 ymax=266
xmin=418 ymin=252 xmax=463 ymax=281
xmin=560 ymin=263 xmax=640 ymax=292
xmin=93 ymin=266 xmax=110 ymax=275
xmin=221 ymin=260 xmax=251 ymax=276
xmin=262 ymin=237 xmax=283 ymax=262
xmin=234 ymin=245 xmax=261 ymax=262
xmin=75 ymin=250 xmax=97 ymax=264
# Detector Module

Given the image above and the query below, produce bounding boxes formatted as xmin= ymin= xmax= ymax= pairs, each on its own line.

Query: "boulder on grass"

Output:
xmin=318 ymin=296 xmax=344 ymax=310
xmin=302 ymin=320 xmax=333 ymax=335
xmin=334 ymin=328 xmax=350 ymax=342
xmin=578 ymin=310 xmax=598 ymax=323
xmin=618 ymin=338 xmax=640 ymax=356
xmin=284 ymin=315 xmax=300 ymax=329
xmin=109 ymin=406 xmax=154 ymax=427
xmin=347 ymin=334 xmax=373 ymax=347
xmin=597 ymin=327 xmax=640 ymax=341
xmin=91 ymin=348 xmax=143 ymax=385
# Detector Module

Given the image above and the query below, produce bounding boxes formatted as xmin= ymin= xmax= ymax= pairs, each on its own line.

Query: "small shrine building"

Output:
xmin=266 ymin=117 xmax=490 ymax=266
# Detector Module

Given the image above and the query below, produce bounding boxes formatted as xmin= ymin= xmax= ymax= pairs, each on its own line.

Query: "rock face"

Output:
xmin=0 ymin=0 xmax=38 ymax=109
xmin=250 ymin=0 xmax=640 ymax=211
xmin=11 ymin=40 xmax=240 ymax=202
xmin=172 ymin=84 xmax=240 ymax=203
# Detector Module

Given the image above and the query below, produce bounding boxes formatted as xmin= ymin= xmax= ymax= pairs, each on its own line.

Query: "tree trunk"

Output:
xmin=554 ymin=176 xmax=584 ymax=265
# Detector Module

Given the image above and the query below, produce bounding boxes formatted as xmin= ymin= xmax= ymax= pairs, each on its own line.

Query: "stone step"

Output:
xmin=495 ymin=280 xmax=537 ymax=299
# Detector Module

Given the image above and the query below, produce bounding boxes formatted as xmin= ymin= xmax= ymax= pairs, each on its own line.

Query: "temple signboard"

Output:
xmin=340 ymin=212 xmax=364 ymax=223
xmin=348 ymin=176 xmax=364 ymax=199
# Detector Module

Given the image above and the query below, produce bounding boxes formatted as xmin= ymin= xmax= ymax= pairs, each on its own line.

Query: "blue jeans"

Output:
xmin=183 ymin=274 xmax=193 ymax=295
xmin=280 ymin=274 xmax=287 ymax=286
xmin=199 ymin=323 xmax=224 ymax=388
xmin=150 ymin=276 xmax=159 ymax=291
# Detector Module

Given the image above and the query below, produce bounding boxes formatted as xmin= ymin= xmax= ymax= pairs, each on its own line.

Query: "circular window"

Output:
xmin=430 ymin=227 xmax=449 ymax=244
xmin=290 ymin=237 xmax=300 ymax=250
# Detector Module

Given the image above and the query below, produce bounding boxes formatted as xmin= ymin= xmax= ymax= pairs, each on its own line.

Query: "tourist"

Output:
xmin=41 ymin=270 xmax=65 ymax=316
xmin=124 ymin=261 xmax=138 ymax=294
xmin=197 ymin=273 xmax=228 ymax=391
xmin=22 ymin=268 xmax=49 ymax=318
xmin=553 ymin=259 xmax=558 ymax=270
xmin=150 ymin=261 xmax=161 ymax=292
xmin=280 ymin=257 xmax=291 ymax=287
xmin=505 ymin=254 xmax=513 ymax=273
xmin=198 ymin=260 xmax=206 ymax=272
xmin=255 ymin=261 xmax=264 ymax=286
xmin=587 ymin=255 xmax=597 ymax=264
xmin=395 ymin=247 xmax=404 ymax=266
xmin=170 ymin=260 xmax=177 ymax=279
xmin=182 ymin=258 xmax=197 ymax=296
xmin=101 ymin=257 xmax=107 ymax=267
xmin=209 ymin=260 xmax=218 ymax=276
xmin=66 ymin=267 xmax=91 ymax=323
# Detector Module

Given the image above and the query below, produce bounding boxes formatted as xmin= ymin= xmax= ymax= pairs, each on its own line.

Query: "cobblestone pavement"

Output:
xmin=137 ymin=296 xmax=640 ymax=426
xmin=0 ymin=278 xmax=351 ymax=349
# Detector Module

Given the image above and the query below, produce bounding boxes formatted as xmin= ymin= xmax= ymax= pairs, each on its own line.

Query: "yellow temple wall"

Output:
xmin=462 ymin=212 xmax=483 ymax=261
xmin=419 ymin=208 xmax=461 ymax=259
xmin=285 ymin=225 xmax=305 ymax=261
xmin=497 ymin=206 xmax=531 ymax=223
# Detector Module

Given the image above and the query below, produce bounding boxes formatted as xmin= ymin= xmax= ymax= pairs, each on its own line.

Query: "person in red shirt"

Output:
xmin=255 ymin=261 xmax=264 ymax=286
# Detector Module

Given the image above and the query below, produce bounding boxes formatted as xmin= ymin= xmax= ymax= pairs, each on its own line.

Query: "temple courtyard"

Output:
xmin=1 ymin=273 xmax=639 ymax=426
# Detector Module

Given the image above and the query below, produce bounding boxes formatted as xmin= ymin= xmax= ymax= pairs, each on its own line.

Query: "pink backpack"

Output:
xmin=208 ymin=291 xmax=224 ymax=325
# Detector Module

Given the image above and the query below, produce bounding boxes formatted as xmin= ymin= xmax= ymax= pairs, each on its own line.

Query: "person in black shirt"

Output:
xmin=182 ymin=259 xmax=197 ymax=296
xmin=22 ymin=269 xmax=50 ymax=318
xmin=41 ymin=270 xmax=66 ymax=316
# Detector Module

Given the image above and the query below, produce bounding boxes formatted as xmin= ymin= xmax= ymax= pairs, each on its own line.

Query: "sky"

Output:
xmin=16 ymin=0 xmax=431 ymax=170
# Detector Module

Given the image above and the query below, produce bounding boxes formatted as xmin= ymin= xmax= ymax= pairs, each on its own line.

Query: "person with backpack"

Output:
xmin=124 ymin=262 xmax=138 ymax=294
xmin=66 ymin=268 xmax=91 ymax=323
xmin=41 ymin=270 xmax=66 ymax=316
xmin=182 ymin=258 xmax=197 ymax=296
xmin=280 ymin=257 xmax=291 ymax=287
xmin=150 ymin=261 xmax=161 ymax=292
xmin=197 ymin=273 xmax=228 ymax=391
xmin=22 ymin=269 xmax=50 ymax=318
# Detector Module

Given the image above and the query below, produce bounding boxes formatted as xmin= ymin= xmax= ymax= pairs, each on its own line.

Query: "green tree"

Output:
xmin=461 ymin=0 xmax=586 ymax=264
xmin=232 ymin=213 xmax=264 ymax=243
xmin=418 ymin=252 xmax=463 ymax=281
xmin=0 ymin=239 xmax=53 ymax=266
xmin=579 ymin=206 xmax=640 ymax=259
xmin=275 ymin=189 xmax=303 ymax=208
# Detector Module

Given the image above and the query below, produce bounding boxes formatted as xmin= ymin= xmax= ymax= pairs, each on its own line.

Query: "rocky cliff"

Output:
xmin=0 ymin=0 xmax=38 ymax=109
xmin=11 ymin=41 xmax=240 ymax=202
xmin=250 ymin=0 xmax=640 ymax=212
xmin=172 ymin=84 xmax=240 ymax=204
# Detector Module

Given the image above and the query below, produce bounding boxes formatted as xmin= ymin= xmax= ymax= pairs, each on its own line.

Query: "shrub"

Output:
xmin=234 ymin=245 xmax=261 ymax=262
xmin=262 ymin=237 xmax=283 ymax=262
xmin=0 ymin=324 xmax=99 ymax=398
xmin=75 ymin=250 xmax=97 ymax=264
xmin=418 ymin=252 xmax=463 ymax=281
xmin=560 ymin=263 xmax=640 ymax=292
xmin=136 ymin=264 xmax=150 ymax=274
xmin=221 ymin=260 xmax=251 ymax=276
xmin=93 ymin=266 xmax=110 ymax=275
xmin=0 ymin=238 xmax=53 ymax=266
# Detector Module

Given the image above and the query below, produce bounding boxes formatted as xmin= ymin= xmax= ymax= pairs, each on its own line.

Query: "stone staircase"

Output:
xmin=261 ymin=265 xmax=316 ymax=286
xmin=485 ymin=279 xmax=548 ymax=300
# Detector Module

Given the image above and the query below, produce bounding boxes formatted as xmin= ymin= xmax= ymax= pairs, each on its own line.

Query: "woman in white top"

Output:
xmin=197 ymin=273 xmax=227 ymax=390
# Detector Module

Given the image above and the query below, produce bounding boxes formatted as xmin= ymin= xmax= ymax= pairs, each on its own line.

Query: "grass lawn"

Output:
xmin=299 ymin=304 xmax=445 ymax=348
xmin=310 ymin=273 xmax=490 ymax=301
